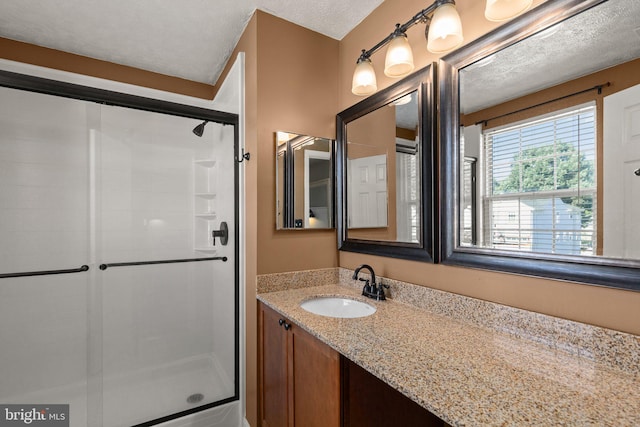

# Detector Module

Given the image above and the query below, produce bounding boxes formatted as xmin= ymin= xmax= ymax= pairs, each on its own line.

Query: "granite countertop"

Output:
xmin=257 ymin=284 xmax=640 ymax=426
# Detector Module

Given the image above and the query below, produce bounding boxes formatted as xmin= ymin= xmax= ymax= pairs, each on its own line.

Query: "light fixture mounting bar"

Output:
xmin=357 ymin=0 xmax=455 ymax=62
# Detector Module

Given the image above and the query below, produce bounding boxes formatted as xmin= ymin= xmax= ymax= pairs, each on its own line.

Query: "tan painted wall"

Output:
xmin=0 ymin=37 xmax=215 ymax=98
xmin=254 ymin=11 xmax=339 ymax=275
xmin=339 ymin=0 xmax=640 ymax=336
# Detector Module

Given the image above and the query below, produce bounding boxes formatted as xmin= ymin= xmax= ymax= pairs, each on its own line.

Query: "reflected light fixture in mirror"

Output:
xmin=485 ymin=0 xmax=533 ymax=22
xmin=351 ymin=0 xmax=533 ymax=96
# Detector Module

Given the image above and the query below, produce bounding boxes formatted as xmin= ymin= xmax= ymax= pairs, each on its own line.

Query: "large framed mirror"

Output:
xmin=276 ymin=131 xmax=334 ymax=230
xmin=439 ymin=0 xmax=640 ymax=290
xmin=337 ymin=64 xmax=436 ymax=262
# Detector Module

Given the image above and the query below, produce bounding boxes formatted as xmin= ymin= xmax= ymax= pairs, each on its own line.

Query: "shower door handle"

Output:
xmin=0 ymin=265 xmax=89 ymax=279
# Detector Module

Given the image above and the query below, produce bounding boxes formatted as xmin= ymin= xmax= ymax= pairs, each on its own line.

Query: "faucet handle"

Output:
xmin=359 ymin=278 xmax=373 ymax=295
xmin=377 ymin=283 xmax=390 ymax=300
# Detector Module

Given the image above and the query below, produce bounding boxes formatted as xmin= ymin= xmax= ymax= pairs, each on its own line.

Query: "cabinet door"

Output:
xmin=259 ymin=303 xmax=341 ymax=427
xmin=290 ymin=324 xmax=341 ymax=427
xmin=260 ymin=304 xmax=289 ymax=427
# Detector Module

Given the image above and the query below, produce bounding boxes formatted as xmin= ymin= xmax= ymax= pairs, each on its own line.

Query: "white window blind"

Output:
xmin=482 ymin=103 xmax=596 ymax=255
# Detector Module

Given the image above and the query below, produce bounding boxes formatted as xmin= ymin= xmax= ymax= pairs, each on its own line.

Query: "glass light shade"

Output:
xmin=426 ymin=3 xmax=464 ymax=53
xmin=384 ymin=34 xmax=415 ymax=78
xmin=485 ymin=0 xmax=533 ymax=22
xmin=351 ymin=58 xmax=377 ymax=96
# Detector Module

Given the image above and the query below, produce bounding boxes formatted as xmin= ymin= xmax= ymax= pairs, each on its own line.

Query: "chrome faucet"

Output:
xmin=352 ymin=264 xmax=389 ymax=301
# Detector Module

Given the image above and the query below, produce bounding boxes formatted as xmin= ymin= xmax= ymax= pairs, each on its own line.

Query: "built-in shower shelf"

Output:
xmin=195 ymin=192 xmax=216 ymax=199
xmin=195 ymin=213 xmax=217 ymax=220
xmin=194 ymin=159 xmax=216 ymax=168
xmin=194 ymin=247 xmax=218 ymax=254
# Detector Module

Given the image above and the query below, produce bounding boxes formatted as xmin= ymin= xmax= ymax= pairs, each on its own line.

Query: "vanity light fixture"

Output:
xmin=351 ymin=0 xmax=462 ymax=96
xmin=351 ymin=0 xmax=532 ymax=96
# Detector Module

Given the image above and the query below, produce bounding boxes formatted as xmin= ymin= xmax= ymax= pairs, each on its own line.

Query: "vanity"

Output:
xmin=257 ymin=271 xmax=640 ymax=426
xmin=262 ymin=0 xmax=640 ymax=425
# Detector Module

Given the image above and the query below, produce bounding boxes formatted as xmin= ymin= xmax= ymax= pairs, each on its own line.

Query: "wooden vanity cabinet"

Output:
xmin=258 ymin=302 xmax=341 ymax=427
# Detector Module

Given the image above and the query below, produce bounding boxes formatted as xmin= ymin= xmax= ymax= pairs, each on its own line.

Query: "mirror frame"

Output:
xmin=439 ymin=0 xmax=640 ymax=291
xmin=337 ymin=64 xmax=436 ymax=262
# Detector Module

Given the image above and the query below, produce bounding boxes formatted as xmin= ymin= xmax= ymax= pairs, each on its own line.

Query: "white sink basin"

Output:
xmin=300 ymin=297 xmax=376 ymax=318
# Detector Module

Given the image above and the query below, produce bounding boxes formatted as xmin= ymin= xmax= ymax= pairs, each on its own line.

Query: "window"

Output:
xmin=482 ymin=104 xmax=596 ymax=255
xmin=396 ymin=145 xmax=419 ymax=242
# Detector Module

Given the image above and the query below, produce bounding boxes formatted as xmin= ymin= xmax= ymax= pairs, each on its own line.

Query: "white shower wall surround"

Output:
xmin=0 ymin=85 xmax=238 ymax=426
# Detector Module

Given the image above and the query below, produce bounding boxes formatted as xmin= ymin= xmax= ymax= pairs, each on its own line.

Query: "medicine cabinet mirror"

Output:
xmin=337 ymin=64 xmax=436 ymax=262
xmin=276 ymin=132 xmax=334 ymax=230
xmin=439 ymin=0 xmax=640 ymax=289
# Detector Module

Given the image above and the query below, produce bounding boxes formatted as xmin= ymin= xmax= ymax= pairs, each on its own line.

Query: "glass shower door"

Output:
xmin=98 ymin=106 xmax=236 ymax=426
xmin=0 ymin=87 xmax=91 ymax=427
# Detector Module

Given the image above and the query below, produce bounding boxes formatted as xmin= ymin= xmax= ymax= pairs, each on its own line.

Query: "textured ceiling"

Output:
xmin=0 ymin=0 xmax=383 ymax=85
xmin=460 ymin=0 xmax=640 ymax=115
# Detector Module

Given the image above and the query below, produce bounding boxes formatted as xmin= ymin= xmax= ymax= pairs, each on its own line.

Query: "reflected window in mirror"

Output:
xmin=439 ymin=0 xmax=640 ymax=289
xmin=275 ymin=132 xmax=334 ymax=230
xmin=462 ymin=103 xmax=597 ymax=256
xmin=337 ymin=65 xmax=435 ymax=262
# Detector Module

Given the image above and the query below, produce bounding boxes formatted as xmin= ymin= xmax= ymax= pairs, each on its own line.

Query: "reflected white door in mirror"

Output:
xmin=603 ymin=83 xmax=640 ymax=259
xmin=348 ymin=154 xmax=388 ymax=228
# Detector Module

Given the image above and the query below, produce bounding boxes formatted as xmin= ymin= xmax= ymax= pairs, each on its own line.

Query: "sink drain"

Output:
xmin=187 ymin=393 xmax=204 ymax=404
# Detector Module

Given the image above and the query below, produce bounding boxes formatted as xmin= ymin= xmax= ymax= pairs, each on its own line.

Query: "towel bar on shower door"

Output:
xmin=99 ymin=256 xmax=227 ymax=270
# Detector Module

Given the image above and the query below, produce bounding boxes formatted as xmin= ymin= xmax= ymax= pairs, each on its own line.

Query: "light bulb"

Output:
xmin=351 ymin=57 xmax=377 ymax=96
xmin=384 ymin=33 xmax=415 ymax=78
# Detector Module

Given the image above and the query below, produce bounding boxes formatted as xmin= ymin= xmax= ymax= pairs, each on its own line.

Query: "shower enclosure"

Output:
xmin=0 ymin=71 xmax=240 ymax=426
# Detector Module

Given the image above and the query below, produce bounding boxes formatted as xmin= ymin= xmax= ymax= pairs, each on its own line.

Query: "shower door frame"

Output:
xmin=0 ymin=69 xmax=241 ymax=426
